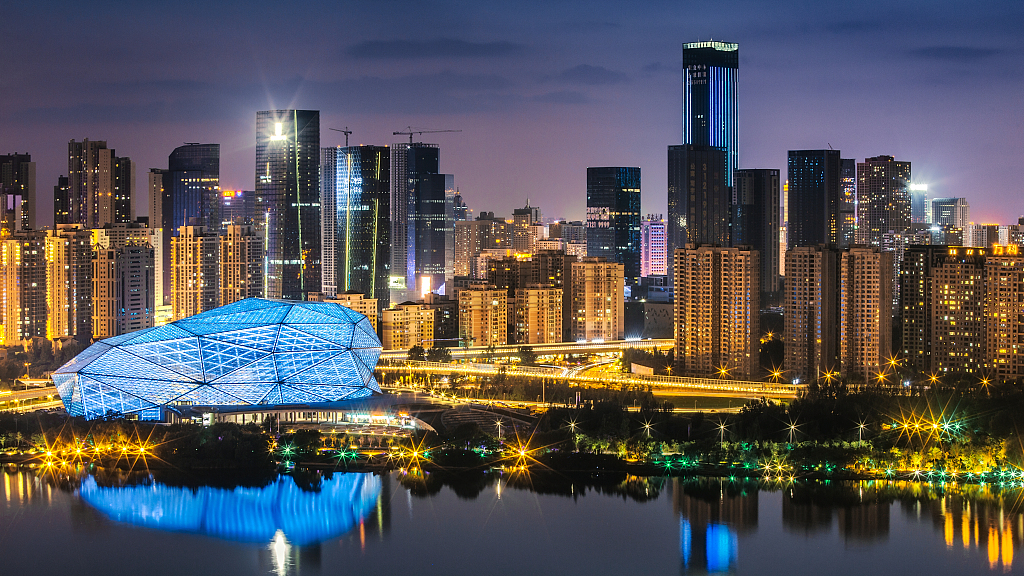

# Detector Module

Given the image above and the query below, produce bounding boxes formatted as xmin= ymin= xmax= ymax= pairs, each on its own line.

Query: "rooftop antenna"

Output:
xmin=329 ymin=127 xmax=353 ymax=147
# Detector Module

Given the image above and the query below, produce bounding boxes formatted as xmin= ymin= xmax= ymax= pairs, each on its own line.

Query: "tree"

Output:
xmin=426 ymin=346 xmax=452 ymax=363
xmin=518 ymin=346 xmax=537 ymax=366
xmin=407 ymin=345 xmax=426 ymax=361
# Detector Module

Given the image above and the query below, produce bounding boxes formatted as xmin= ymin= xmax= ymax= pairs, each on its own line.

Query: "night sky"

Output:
xmin=3 ymin=0 xmax=1022 ymax=227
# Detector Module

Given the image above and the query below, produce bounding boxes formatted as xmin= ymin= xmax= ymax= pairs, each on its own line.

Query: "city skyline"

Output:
xmin=2 ymin=1 xmax=1021 ymax=225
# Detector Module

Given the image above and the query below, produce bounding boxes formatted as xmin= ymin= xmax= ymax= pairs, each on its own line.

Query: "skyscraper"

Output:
xmin=256 ymin=111 xmax=320 ymax=300
xmin=787 ymin=150 xmax=841 ymax=248
xmin=164 ymin=143 xmax=220 ymax=230
xmin=45 ymin=226 xmax=94 ymax=340
xmin=784 ymin=246 xmax=839 ymax=382
xmin=640 ymin=215 xmax=667 ymax=277
xmin=682 ymin=41 xmax=738 ymax=187
xmin=220 ymin=224 xmax=264 ymax=307
xmin=390 ymin=142 xmax=453 ymax=301
xmin=667 ymin=145 xmax=729 ymax=256
xmin=931 ymin=197 xmax=970 ymax=228
xmin=839 ymin=158 xmax=857 ymax=248
xmin=53 ymin=176 xmax=70 ymax=225
xmin=92 ymin=243 xmax=155 ymax=338
xmin=734 ymin=169 xmax=781 ymax=304
xmin=512 ymin=202 xmax=542 ymax=252
xmin=857 ymin=155 xmax=911 ymax=245
xmin=570 ymin=258 xmax=625 ymax=341
xmin=0 ymin=154 xmax=36 ymax=230
xmin=67 ymin=139 xmax=134 ymax=228
xmin=839 ymin=247 xmax=893 ymax=379
xmin=170 ymin=225 xmax=219 ymax=320
xmin=0 ymin=231 xmax=48 ymax=345
xmin=321 ymin=145 xmax=390 ymax=310
xmin=586 ymin=167 xmax=641 ymax=288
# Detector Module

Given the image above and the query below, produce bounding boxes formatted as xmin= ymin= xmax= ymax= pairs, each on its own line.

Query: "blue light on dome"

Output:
xmin=52 ymin=298 xmax=383 ymax=420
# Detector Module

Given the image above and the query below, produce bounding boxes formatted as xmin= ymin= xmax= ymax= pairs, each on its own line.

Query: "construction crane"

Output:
xmin=393 ymin=127 xmax=462 ymax=144
xmin=329 ymin=127 xmax=353 ymax=146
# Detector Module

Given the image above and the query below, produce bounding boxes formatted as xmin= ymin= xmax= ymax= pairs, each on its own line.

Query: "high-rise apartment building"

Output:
xmin=93 ymin=223 xmax=163 ymax=311
xmin=839 ymin=158 xmax=857 ymax=248
xmin=321 ymin=145 xmax=390 ymax=311
xmin=381 ymin=302 xmax=434 ymax=351
xmin=44 ymin=226 xmax=93 ymax=340
xmin=326 ymin=292 xmax=379 ymax=333
xmin=256 ymin=111 xmax=320 ymax=300
xmin=220 ymin=224 xmax=264 ymax=307
xmin=734 ymin=169 xmax=781 ymax=304
xmin=0 ymin=191 xmax=24 ymax=235
xmin=641 ymin=215 xmax=667 ymax=277
xmin=985 ymin=249 xmax=1024 ymax=377
xmin=787 ymin=150 xmax=841 ymax=248
xmin=0 ymin=231 xmax=47 ymax=345
xmin=453 ymin=213 xmax=510 ymax=278
xmin=67 ymin=140 xmax=134 ymax=228
xmin=92 ymin=243 xmax=155 ymax=338
xmin=784 ymin=246 xmax=839 ymax=382
xmin=53 ymin=176 xmax=70 ymax=226
xmin=674 ymin=245 xmax=759 ymax=379
xmin=170 ymin=225 xmax=220 ymax=320
xmin=932 ymin=198 xmax=969 ymax=228
xmin=512 ymin=203 xmax=542 ymax=252
xmin=682 ymin=41 xmax=738 ymax=187
xmin=668 ymin=145 xmax=729 ymax=257
xmin=839 ymin=247 xmax=893 ymax=379
xmin=390 ymin=142 xmax=454 ymax=301
xmin=586 ymin=167 xmax=641 ymax=288
xmin=0 ymin=154 xmax=36 ymax=230
xmin=514 ymin=287 xmax=563 ymax=344
xmin=857 ymin=155 xmax=911 ymax=245
xmin=458 ymin=287 xmax=508 ymax=347
xmin=570 ymin=258 xmax=625 ymax=342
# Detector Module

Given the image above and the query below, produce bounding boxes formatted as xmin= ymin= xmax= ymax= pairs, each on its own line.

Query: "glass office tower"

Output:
xmin=256 ymin=110 xmax=321 ymax=300
xmin=734 ymin=168 xmax=781 ymax=305
xmin=586 ymin=167 xmax=641 ymax=288
xmin=787 ymin=150 xmax=841 ymax=248
xmin=682 ymin=41 xmax=738 ymax=187
xmin=667 ymin=145 xmax=729 ymax=256
xmin=321 ymin=145 xmax=390 ymax=311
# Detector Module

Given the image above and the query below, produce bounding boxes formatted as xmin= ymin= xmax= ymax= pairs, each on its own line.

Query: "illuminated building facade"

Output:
xmin=570 ymin=258 xmax=625 ymax=342
xmin=857 ymin=155 xmax=911 ymax=245
xmin=220 ymin=224 xmax=264 ymax=307
xmin=44 ymin=226 xmax=93 ymax=340
xmin=734 ymin=169 xmax=781 ymax=305
xmin=0 ymin=153 xmax=35 ymax=230
xmin=512 ymin=202 xmax=542 ymax=252
xmin=67 ymin=139 xmax=134 ymax=228
xmin=171 ymin=225 xmax=219 ymax=321
xmin=839 ymin=247 xmax=892 ymax=380
xmin=390 ymin=142 xmax=454 ymax=301
xmin=0 ymin=231 xmax=47 ymax=345
xmin=839 ymin=158 xmax=857 ymax=248
xmin=787 ymin=149 xmax=841 ymax=248
xmin=220 ymin=189 xmax=256 ymax=227
xmin=668 ymin=145 xmax=729 ymax=257
xmin=674 ymin=245 xmax=759 ymax=378
xmin=326 ymin=292 xmax=378 ymax=333
xmin=381 ymin=302 xmax=434 ymax=350
xmin=320 ymin=145 xmax=389 ymax=311
xmin=932 ymin=197 xmax=969 ymax=228
xmin=641 ymin=214 xmax=667 ymax=277
xmin=682 ymin=41 xmax=738 ymax=188
xmin=93 ymin=223 xmax=163 ymax=310
xmin=52 ymin=298 xmax=382 ymax=420
xmin=514 ymin=287 xmax=562 ymax=344
xmin=985 ymin=249 xmax=1024 ymax=377
xmin=92 ymin=243 xmax=155 ymax=339
xmin=256 ymin=111 xmax=321 ymax=301
xmin=784 ymin=245 xmax=839 ymax=383
xmin=453 ymin=213 xmax=509 ymax=278
xmin=586 ymin=167 xmax=641 ymax=288
xmin=458 ymin=287 xmax=508 ymax=347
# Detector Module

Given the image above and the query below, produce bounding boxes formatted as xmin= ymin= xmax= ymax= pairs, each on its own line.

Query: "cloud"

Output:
xmin=552 ymin=64 xmax=627 ymax=85
xmin=346 ymin=38 xmax=524 ymax=59
xmin=910 ymin=46 xmax=1002 ymax=61
xmin=532 ymin=91 xmax=588 ymax=104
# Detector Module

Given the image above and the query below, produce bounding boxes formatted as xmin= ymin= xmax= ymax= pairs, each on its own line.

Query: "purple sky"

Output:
xmin=3 ymin=0 xmax=1022 ymax=227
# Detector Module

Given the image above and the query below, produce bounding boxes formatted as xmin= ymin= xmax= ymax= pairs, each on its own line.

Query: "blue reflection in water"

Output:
xmin=705 ymin=524 xmax=738 ymax=573
xmin=680 ymin=518 xmax=739 ymax=574
xmin=79 ymin=473 xmax=381 ymax=546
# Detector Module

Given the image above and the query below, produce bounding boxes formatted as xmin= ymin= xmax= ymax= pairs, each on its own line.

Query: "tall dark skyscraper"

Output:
xmin=857 ymin=155 xmax=911 ymax=245
xmin=667 ymin=145 xmax=729 ymax=256
xmin=734 ymin=168 xmax=781 ymax=305
xmin=787 ymin=150 xmax=841 ymax=248
xmin=67 ymin=139 xmax=134 ymax=228
xmin=586 ymin=167 xmax=641 ymax=288
xmin=256 ymin=110 xmax=321 ymax=300
xmin=839 ymin=158 xmax=857 ymax=248
xmin=321 ymin=145 xmax=390 ymax=311
xmin=0 ymin=154 xmax=36 ymax=229
xmin=390 ymin=143 xmax=453 ymax=301
xmin=53 ymin=176 xmax=70 ymax=225
xmin=682 ymin=41 xmax=738 ymax=187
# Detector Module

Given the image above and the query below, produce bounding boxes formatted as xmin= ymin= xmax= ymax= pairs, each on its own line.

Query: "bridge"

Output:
xmin=376 ymin=360 xmax=799 ymax=399
xmin=0 ymin=386 xmax=62 ymax=412
xmin=378 ymin=338 xmax=673 ymax=361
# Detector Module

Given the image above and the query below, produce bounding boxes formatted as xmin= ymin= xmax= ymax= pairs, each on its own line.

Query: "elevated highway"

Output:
xmin=378 ymin=338 xmax=673 ymax=361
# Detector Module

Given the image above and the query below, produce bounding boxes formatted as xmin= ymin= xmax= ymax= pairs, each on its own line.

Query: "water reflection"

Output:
xmin=673 ymin=478 xmax=757 ymax=574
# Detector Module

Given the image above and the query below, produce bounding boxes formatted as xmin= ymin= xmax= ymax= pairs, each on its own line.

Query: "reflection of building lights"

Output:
xmin=270 ymin=122 xmax=286 ymax=141
xmin=270 ymin=530 xmax=290 ymax=576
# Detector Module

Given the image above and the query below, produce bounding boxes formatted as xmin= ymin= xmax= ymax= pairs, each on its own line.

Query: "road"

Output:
xmin=378 ymin=338 xmax=672 ymax=361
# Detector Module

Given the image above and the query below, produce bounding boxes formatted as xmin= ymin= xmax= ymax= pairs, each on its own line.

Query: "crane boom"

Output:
xmin=392 ymin=126 xmax=462 ymax=144
xmin=328 ymin=127 xmax=353 ymax=146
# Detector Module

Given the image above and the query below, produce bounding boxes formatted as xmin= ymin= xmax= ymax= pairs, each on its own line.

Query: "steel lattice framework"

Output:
xmin=52 ymin=298 xmax=382 ymax=420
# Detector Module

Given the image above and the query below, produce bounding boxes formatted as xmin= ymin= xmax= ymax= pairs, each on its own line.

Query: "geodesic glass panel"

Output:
xmin=52 ymin=298 xmax=383 ymax=420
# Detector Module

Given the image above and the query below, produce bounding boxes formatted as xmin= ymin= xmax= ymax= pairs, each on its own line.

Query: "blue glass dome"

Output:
xmin=52 ymin=298 xmax=382 ymax=420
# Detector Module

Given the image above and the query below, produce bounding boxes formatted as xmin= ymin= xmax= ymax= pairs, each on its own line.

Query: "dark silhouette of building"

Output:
xmin=668 ymin=145 xmax=729 ymax=258
xmin=734 ymin=168 xmax=781 ymax=305
xmin=0 ymin=153 xmax=35 ymax=229
xmin=787 ymin=149 xmax=841 ymax=248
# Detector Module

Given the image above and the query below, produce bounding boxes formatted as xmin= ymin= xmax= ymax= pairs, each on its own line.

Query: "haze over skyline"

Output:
xmin=3 ymin=0 xmax=1021 ymax=226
